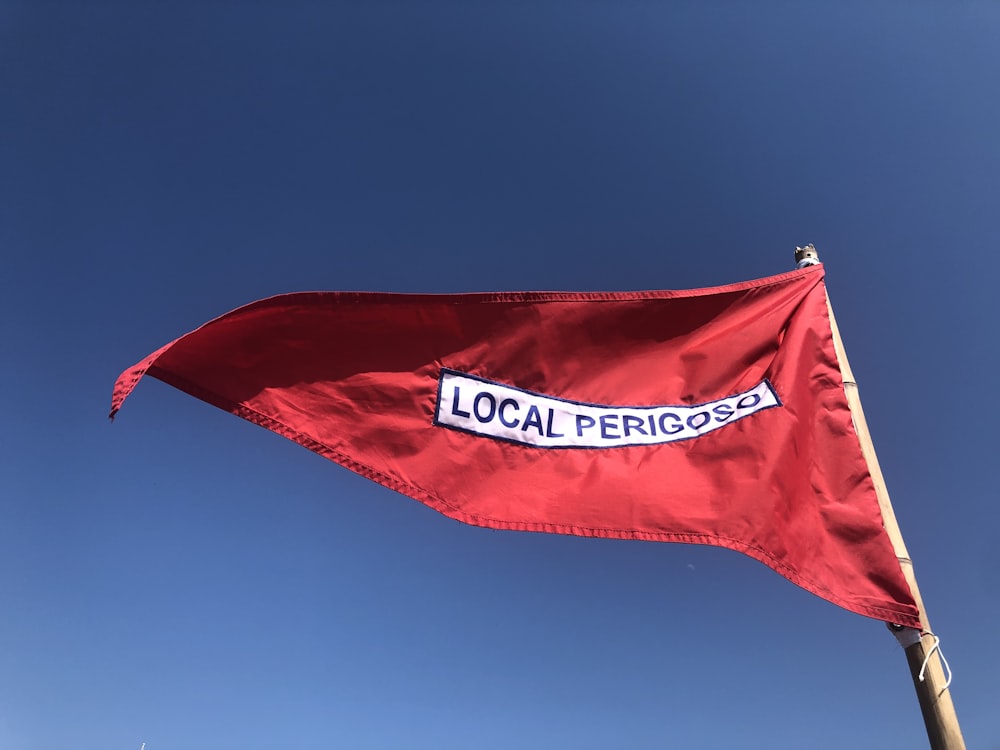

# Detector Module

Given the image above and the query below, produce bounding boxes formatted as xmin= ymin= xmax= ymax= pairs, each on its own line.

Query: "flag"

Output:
xmin=111 ymin=265 xmax=920 ymax=627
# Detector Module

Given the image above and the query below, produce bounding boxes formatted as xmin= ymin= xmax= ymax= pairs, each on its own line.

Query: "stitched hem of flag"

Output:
xmin=108 ymin=268 xmax=825 ymax=389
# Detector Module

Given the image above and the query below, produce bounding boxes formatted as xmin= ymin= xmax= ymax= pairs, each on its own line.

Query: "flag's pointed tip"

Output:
xmin=109 ymin=392 xmax=126 ymax=421
xmin=109 ymin=387 xmax=130 ymax=421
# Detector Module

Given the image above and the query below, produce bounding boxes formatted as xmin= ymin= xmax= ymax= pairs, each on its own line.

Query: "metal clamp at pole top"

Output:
xmin=795 ymin=244 xmax=820 ymax=268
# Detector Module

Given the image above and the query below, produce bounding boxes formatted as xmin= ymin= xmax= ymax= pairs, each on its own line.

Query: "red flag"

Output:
xmin=111 ymin=265 xmax=920 ymax=627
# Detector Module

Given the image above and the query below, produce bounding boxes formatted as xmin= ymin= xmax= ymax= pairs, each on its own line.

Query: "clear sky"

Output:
xmin=2 ymin=2 xmax=999 ymax=749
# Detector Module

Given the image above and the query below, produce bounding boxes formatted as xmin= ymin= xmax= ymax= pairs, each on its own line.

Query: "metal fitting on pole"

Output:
xmin=795 ymin=244 xmax=820 ymax=268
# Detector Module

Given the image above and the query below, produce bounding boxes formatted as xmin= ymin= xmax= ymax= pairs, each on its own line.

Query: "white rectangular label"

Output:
xmin=434 ymin=369 xmax=780 ymax=449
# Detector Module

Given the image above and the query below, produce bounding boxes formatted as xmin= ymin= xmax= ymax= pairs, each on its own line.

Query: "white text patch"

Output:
xmin=434 ymin=369 xmax=780 ymax=449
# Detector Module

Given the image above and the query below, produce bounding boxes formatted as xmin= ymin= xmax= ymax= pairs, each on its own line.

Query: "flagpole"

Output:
xmin=794 ymin=245 xmax=965 ymax=750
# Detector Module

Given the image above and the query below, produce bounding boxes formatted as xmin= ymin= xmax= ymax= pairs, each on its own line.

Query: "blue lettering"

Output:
xmin=576 ymin=415 xmax=596 ymax=436
xmin=522 ymin=404 xmax=544 ymax=435
xmin=623 ymin=415 xmax=648 ymax=437
xmin=545 ymin=408 xmax=565 ymax=438
xmin=498 ymin=398 xmax=520 ymax=428
xmin=658 ymin=412 xmax=683 ymax=435
xmin=473 ymin=392 xmax=496 ymax=423
xmin=713 ymin=404 xmax=735 ymax=422
xmin=600 ymin=414 xmax=620 ymax=439
xmin=451 ymin=386 xmax=471 ymax=418
xmin=737 ymin=393 xmax=761 ymax=410
xmin=686 ymin=411 xmax=711 ymax=431
xmin=648 ymin=414 xmax=657 ymax=436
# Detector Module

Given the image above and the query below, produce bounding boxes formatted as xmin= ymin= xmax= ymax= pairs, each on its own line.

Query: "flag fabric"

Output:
xmin=111 ymin=265 xmax=920 ymax=627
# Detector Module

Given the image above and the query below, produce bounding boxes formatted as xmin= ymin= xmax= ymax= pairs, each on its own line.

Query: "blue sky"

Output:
xmin=2 ymin=2 xmax=999 ymax=748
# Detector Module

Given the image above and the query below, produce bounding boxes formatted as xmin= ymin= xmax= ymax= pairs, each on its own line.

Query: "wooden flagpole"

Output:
xmin=794 ymin=245 xmax=965 ymax=750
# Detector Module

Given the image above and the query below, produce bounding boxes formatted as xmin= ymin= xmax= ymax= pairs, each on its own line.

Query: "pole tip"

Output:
xmin=794 ymin=244 xmax=820 ymax=268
